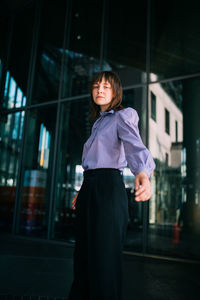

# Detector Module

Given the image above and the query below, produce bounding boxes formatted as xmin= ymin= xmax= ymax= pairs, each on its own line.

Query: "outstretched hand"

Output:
xmin=134 ymin=171 xmax=152 ymax=202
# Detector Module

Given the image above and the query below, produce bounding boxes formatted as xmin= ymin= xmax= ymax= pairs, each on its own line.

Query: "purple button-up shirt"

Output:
xmin=81 ymin=107 xmax=156 ymax=177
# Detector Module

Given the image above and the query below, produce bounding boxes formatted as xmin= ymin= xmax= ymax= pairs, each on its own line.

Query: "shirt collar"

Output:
xmin=99 ymin=109 xmax=115 ymax=116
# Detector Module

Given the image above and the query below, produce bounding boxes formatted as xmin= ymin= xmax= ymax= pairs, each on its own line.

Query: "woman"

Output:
xmin=68 ymin=70 xmax=155 ymax=300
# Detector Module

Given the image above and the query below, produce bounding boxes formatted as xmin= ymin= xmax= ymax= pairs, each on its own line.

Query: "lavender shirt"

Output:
xmin=81 ymin=107 xmax=156 ymax=177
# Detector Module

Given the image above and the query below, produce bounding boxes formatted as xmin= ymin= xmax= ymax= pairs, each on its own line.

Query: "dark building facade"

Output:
xmin=1 ymin=0 xmax=200 ymax=261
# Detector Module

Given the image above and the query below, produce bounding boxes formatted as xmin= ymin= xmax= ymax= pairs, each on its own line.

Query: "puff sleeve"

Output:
xmin=117 ymin=107 xmax=156 ymax=177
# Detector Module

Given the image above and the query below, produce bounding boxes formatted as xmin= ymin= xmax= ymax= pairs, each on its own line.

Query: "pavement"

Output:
xmin=0 ymin=233 xmax=200 ymax=300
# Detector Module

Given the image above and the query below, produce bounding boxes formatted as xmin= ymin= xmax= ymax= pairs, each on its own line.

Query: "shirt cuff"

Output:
xmin=134 ymin=166 xmax=153 ymax=178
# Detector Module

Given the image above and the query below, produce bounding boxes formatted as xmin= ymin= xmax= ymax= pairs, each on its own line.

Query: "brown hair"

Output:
xmin=89 ymin=70 xmax=124 ymax=120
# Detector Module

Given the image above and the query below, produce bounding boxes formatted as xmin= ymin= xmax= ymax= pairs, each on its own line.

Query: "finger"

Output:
xmin=135 ymin=186 xmax=145 ymax=196
xmin=135 ymin=190 xmax=146 ymax=201
xmin=137 ymin=182 xmax=151 ymax=196
xmin=135 ymin=190 xmax=151 ymax=201
xmin=134 ymin=176 xmax=140 ymax=190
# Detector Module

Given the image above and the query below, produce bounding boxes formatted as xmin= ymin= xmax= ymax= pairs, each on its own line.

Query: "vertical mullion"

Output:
xmin=142 ymin=0 xmax=151 ymax=255
xmin=47 ymin=1 xmax=72 ymax=240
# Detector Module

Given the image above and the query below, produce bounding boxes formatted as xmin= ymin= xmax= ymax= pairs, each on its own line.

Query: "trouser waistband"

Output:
xmin=83 ymin=168 xmax=122 ymax=177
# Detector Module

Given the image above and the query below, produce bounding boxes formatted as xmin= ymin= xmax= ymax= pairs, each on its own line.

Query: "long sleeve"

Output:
xmin=117 ymin=108 xmax=156 ymax=177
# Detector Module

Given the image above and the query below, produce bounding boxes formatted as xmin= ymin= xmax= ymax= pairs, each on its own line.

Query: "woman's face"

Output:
xmin=92 ymin=77 xmax=114 ymax=112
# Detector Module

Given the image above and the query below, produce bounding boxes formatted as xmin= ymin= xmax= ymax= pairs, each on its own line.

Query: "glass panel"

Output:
xmin=53 ymin=98 xmax=91 ymax=241
xmin=19 ymin=105 xmax=57 ymax=237
xmin=0 ymin=16 xmax=9 ymax=93
xmin=0 ymin=111 xmax=25 ymax=232
xmin=32 ymin=0 xmax=66 ymax=103
xmin=61 ymin=0 xmax=102 ymax=98
xmin=122 ymin=88 xmax=147 ymax=252
xmin=148 ymin=77 xmax=200 ymax=260
xmin=150 ymin=0 xmax=200 ymax=81
xmin=2 ymin=3 xmax=35 ymax=108
xmin=104 ymin=0 xmax=147 ymax=86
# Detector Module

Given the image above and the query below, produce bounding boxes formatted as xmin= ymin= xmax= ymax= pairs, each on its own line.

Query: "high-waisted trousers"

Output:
xmin=68 ymin=168 xmax=129 ymax=300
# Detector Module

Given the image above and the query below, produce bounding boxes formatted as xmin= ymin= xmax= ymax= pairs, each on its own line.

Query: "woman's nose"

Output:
xmin=98 ymin=85 xmax=103 ymax=93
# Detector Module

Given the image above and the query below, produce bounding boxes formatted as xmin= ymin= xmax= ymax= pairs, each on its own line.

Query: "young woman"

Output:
xmin=68 ymin=71 xmax=155 ymax=300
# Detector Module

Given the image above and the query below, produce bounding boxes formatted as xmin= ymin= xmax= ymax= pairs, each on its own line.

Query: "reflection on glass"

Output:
xmin=61 ymin=0 xmax=102 ymax=98
xmin=0 ymin=111 xmax=25 ymax=232
xmin=32 ymin=0 xmax=66 ymax=103
xmin=123 ymin=87 xmax=147 ymax=143
xmin=74 ymin=165 xmax=84 ymax=191
xmin=150 ymin=1 xmax=200 ymax=80
xmin=62 ymin=50 xmax=102 ymax=98
xmin=0 ymin=17 xmax=9 ymax=86
xmin=19 ymin=105 xmax=57 ymax=237
xmin=2 ymin=3 xmax=34 ymax=108
xmin=104 ymin=0 xmax=147 ymax=86
xmin=122 ymin=168 xmax=143 ymax=252
xmin=3 ymin=71 xmax=27 ymax=108
xmin=148 ymin=78 xmax=200 ymax=259
xmin=54 ymin=99 xmax=92 ymax=241
xmin=121 ymin=88 xmax=148 ymax=252
xmin=38 ymin=123 xmax=51 ymax=168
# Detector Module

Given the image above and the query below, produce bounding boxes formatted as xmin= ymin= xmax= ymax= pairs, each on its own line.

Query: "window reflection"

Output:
xmin=119 ymin=88 xmax=147 ymax=251
xmin=104 ymin=0 xmax=147 ymax=86
xmin=122 ymin=167 xmax=143 ymax=251
xmin=148 ymin=77 xmax=200 ymax=259
xmin=32 ymin=45 xmax=64 ymax=102
xmin=61 ymin=0 xmax=102 ymax=98
xmin=151 ymin=91 xmax=156 ymax=121
xmin=3 ymin=71 xmax=27 ymax=108
xmin=150 ymin=0 xmax=200 ymax=80
xmin=1 ymin=3 xmax=34 ymax=109
xmin=32 ymin=0 xmax=66 ymax=103
xmin=62 ymin=49 xmax=102 ymax=98
xmin=19 ymin=105 xmax=57 ymax=237
xmin=0 ymin=111 xmax=25 ymax=232
xmin=74 ymin=165 xmax=84 ymax=191
xmin=149 ymin=81 xmax=183 ymax=233
xmin=54 ymin=99 xmax=91 ymax=241
xmin=38 ymin=123 xmax=51 ymax=168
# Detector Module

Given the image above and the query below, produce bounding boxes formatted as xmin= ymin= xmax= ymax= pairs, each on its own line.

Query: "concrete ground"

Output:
xmin=0 ymin=233 xmax=200 ymax=300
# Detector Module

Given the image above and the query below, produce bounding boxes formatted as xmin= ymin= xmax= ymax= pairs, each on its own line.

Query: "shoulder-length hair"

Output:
xmin=89 ymin=70 xmax=124 ymax=120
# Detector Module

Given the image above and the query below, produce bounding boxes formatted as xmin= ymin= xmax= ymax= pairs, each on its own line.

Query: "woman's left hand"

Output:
xmin=134 ymin=171 xmax=152 ymax=202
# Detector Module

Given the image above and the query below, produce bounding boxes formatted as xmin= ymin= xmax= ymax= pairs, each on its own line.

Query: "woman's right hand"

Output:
xmin=72 ymin=193 xmax=79 ymax=210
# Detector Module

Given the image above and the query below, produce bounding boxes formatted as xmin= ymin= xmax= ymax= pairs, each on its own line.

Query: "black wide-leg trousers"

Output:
xmin=68 ymin=168 xmax=129 ymax=300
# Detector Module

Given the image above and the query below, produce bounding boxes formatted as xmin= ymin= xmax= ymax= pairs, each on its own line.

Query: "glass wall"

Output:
xmin=32 ymin=0 xmax=67 ymax=103
xmin=148 ymin=77 xmax=200 ymax=260
xmin=1 ymin=3 xmax=35 ymax=109
xmin=53 ymin=98 xmax=90 ymax=241
xmin=0 ymin=111 xmax=25 ymax=232
xmin=19 ymin=105 xmax=57 ymax=237
xmin=0 ymin=0 xmax=200 ymax=261
xmin=61 ymin=0 xmax=103 ymax=98
xmin=104 ymin=0 xmax=147 ymax=86
xmin=150 ymin=0 xmax=200 ymax=81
